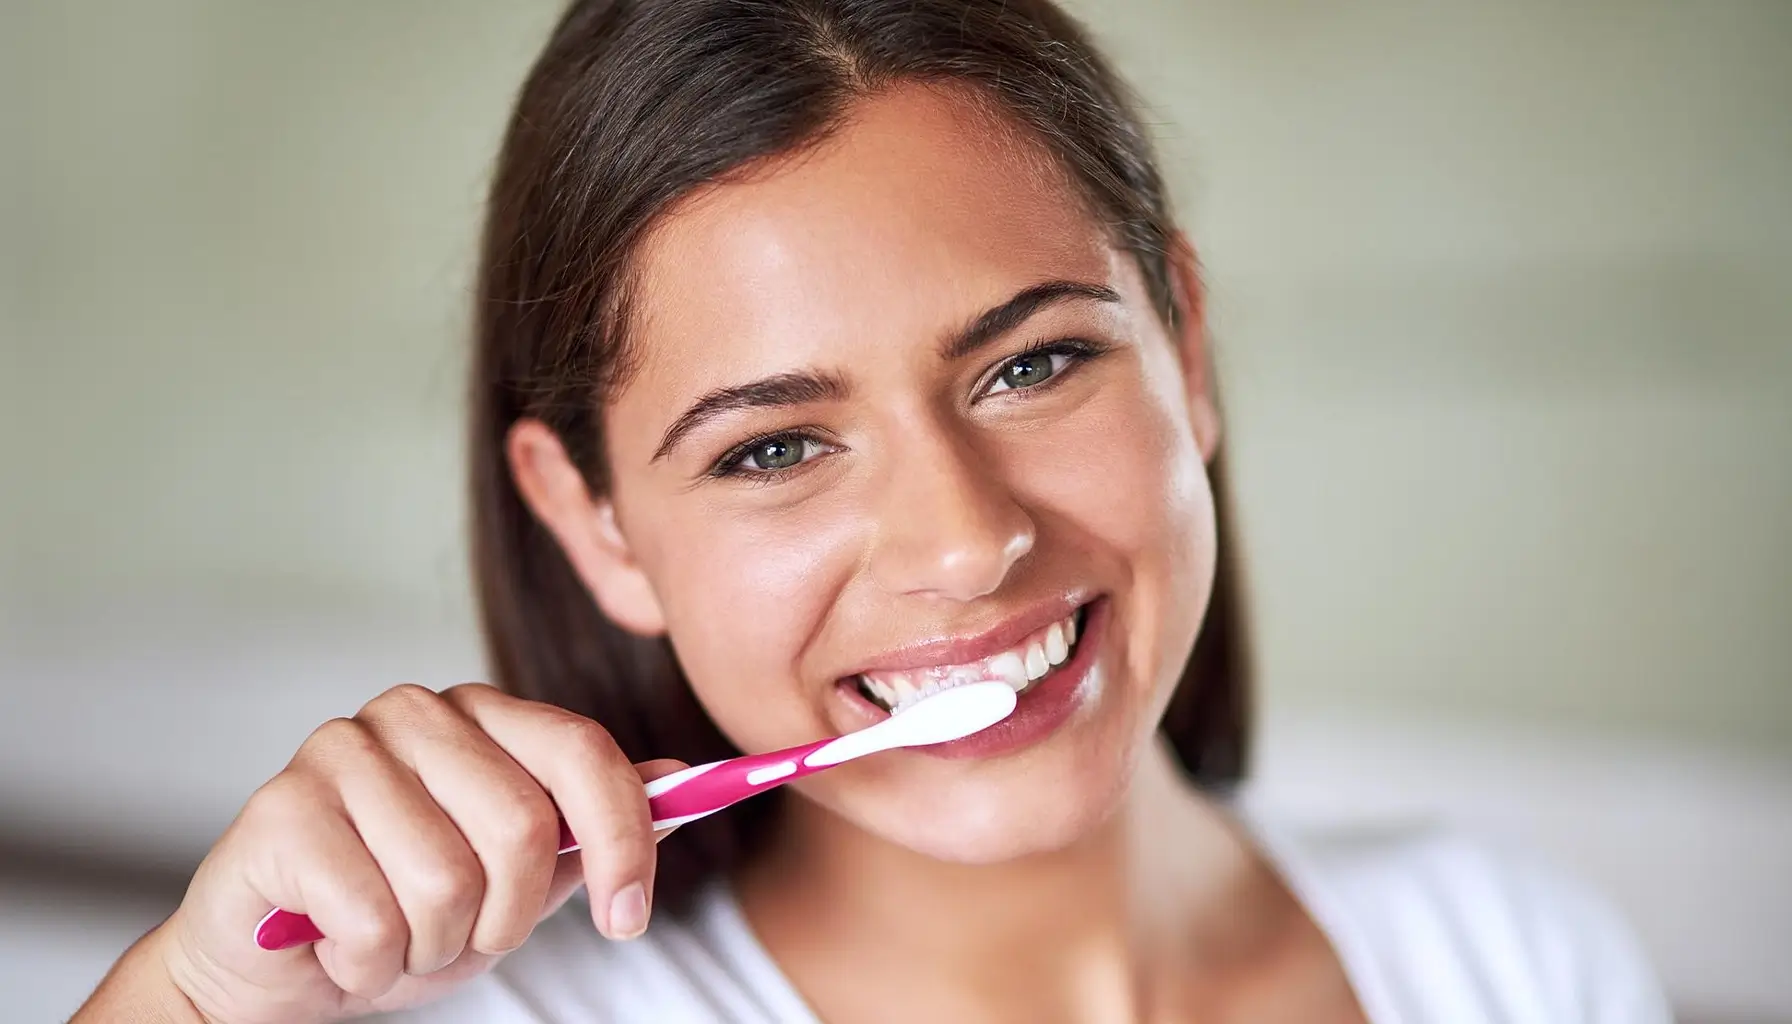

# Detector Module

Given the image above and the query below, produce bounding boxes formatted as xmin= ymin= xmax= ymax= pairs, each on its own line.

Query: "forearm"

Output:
xmin=73 ymin=921 xmax=209 ymax=1024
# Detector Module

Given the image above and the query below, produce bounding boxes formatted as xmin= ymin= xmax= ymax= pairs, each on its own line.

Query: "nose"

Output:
xmin=866 ymin=425 xmax=1035 ymax=602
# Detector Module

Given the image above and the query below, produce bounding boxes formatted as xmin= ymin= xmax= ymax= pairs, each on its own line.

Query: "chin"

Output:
xmin=881 ymin=798 xmax=1116 ymax=864
xmin=836 ymin=729 xmax=1141 ymax=864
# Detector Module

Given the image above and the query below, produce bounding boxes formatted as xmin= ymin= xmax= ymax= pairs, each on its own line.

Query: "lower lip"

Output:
xmin=898 ymin=597 xmax=1109 ymax=761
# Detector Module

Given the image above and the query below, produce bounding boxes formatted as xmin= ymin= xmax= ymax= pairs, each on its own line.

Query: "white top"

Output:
xmin=376 ymin=821 xmax=1672 ymax=1024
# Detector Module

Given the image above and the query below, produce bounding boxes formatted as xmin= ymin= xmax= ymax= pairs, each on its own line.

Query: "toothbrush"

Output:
xmin=254 ymin=680 xmax=1017 ymax=950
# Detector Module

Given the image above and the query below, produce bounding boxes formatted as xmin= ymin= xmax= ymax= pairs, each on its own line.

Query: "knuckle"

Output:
xmin=303 ymin=716 xmax=378 ymax=759
xmin=551 ymin=713 xmax=623 ymax=769
xmin=439 ymin=681 xmax=503 ymax=707
xmin=335 ymin=901 xmax=407 ymax=956
xmin=484 ymin=790 xmax=560 ymax=858
xmin=241 ymin=772 xmax=324 ymax=827
xmin=408 ymin=850 xmax=485 ymax=915
xmin=473 ymin=914 xmax=536 ymax=956
xmin=599 ymin=806 xmax=653 ymax=852
xmin=580 ymin=798 xmax=653 ymax=868
xmin=360 ymin=682 xmax=444 ymax=724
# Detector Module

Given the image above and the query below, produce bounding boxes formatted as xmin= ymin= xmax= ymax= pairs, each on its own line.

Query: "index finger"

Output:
xmin=442 ymin=685 xmax=673 ymax=940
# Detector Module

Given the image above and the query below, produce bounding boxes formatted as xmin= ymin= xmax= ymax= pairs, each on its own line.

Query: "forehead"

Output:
xmin=617 ymin=84 xmax=1120 ymax=404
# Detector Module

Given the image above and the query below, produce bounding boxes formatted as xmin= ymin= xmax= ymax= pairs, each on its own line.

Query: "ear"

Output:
xmin=1167 ymin=231 xmax=1222 ymax=464
xmin=505 ymin=419 xmax=668 ymax=636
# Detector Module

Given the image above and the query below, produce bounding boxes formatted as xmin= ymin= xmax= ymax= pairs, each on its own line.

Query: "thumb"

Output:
xmin=635 ymin=759 xmax=690 ymax=845
xmin=634 ymin=758 xmax=690 ymax=784
xmin=537 ymin=758 xmax=691 ymax=923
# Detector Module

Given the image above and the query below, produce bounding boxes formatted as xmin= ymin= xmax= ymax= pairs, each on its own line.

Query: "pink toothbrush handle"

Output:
xmin=255 ymin=738 xmax=837 ymax=951
xmin=640 ymin=736 xmax=835 ymax=827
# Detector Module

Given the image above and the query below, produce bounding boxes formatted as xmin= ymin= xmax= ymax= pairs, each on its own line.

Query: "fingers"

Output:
xmin=537 ymin=851 xmax=589 ymax=924
xmin=234 ymin=734 xmax=410 ymax=1000
xmin=241 ymin=679 xmax=671 ymax=1006
xmin=355 ymin=684 xmax=562 ymax=961
xmin=443 ymin=684 xmax=668 ymax=939
xmin=179 ymin=681 xmax=687 ymax=1022
xmin=331 ymin=732 xmax=488 ymax=974
xmin=531 ymin=759 xmax=691 ymax=927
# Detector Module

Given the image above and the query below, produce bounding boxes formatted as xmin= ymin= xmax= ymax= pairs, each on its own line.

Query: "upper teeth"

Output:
xmin=858 ymin=610 xmax=1082 ymax=713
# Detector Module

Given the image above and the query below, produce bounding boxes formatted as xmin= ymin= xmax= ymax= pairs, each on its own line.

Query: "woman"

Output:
xmin=77 ymin=1 xmax=1670 ymax=1021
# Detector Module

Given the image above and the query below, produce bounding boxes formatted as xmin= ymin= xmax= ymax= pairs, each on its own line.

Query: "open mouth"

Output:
xmin=850 ymin=604 xmax=1089 ymax=715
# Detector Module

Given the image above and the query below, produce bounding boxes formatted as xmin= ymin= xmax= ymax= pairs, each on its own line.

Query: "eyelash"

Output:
xmin=708 ymin=432 xmax=836 ymax=483
xmin=707 ymin=338 xmax=1110 ymax=481
xmin=977 ymin=337 xmax=1108 ymax=397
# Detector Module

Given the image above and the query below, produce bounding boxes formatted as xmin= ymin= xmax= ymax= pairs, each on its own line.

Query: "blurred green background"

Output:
xmin=8 ymin=0 xmax=1789 ymax=747
xmin=3 ymin=2 xmax=1789 ymax=1020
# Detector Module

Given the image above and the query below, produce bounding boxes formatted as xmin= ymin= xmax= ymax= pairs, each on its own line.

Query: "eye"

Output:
xmin=712 ymin=432 xmax=832 ymax=478
xmin=745 ymin=436 xmax=808 ymax=471
xmin=982 ymin=342 xmax=1094 ymax=397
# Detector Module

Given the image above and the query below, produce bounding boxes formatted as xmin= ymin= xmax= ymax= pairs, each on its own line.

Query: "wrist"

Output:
xmin=74 ymin=919 xmax=210 ymax=1024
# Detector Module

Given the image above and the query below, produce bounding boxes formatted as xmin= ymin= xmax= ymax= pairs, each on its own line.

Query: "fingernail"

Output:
xmin=607 ymin=881 xmax=648 ymax=939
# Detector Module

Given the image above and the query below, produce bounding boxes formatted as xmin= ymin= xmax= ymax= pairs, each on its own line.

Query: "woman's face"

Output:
xmin=522 ymin=84 xmax=1219 ymax=862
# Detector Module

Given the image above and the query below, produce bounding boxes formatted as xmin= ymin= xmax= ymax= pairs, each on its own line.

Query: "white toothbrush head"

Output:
xmin=803 ymin=681 xmax=1018 ymax=767
xmin=886 ymin=681 xmax=1018 ymax=741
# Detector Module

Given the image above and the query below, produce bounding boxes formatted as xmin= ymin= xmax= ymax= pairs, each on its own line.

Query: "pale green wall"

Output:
xmin=8 ymin=1 xmax=1789 ymax=748
xmin=1075 ymin=0 xmax=1792 ymax=747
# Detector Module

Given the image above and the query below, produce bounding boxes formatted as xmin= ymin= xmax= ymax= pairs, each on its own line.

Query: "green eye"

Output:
xmin=988 ymin=349 xmax=1074 ymax=394
xmin=747 ymin=436 xmax=806 ymax=471
xmin=999 ymin=354 xmax=1053 ymax=389
xmin=711 ymin=431 xmax=839 ymax=479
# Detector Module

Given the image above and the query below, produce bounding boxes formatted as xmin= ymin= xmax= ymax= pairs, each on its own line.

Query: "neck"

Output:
xmin=736 ymin=740 xmax=1283 ymax=1022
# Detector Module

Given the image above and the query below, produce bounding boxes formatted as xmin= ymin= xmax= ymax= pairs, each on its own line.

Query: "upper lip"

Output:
xmin=837 ymin=592 xmax=1095 ymax=679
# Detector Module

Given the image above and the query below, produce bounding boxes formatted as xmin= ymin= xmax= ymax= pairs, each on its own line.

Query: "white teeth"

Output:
xmin=945 ymin=665 xmax=984 ymax=686
xmin=1044 ymin=622 xmax=1068 ymax=666
xmin=890 ymin=674 xmax=918 ymax=704
xmin=859 ymin=606 xmax=1086 ymax=712
xmin=862 ymin=676 xmax=895 ymax=708
xmin=987 ymin=651 xmax=1028 ymax=690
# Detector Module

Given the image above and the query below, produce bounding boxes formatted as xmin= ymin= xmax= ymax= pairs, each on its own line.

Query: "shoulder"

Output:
xmin=1258 ymin=818 xmax=1672 ymax=1024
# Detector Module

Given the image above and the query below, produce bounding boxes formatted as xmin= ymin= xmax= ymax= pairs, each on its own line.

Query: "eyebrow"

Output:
xmin=652 ymin=370 xmax=849 ymax=462
xmin=940 ymin=280 xmax=1122 ymax=361
xmin=650 ymin=279 xmax=1121 ymax=463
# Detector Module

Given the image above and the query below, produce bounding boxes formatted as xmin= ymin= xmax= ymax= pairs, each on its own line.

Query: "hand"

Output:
xmin=96 ymin=683 xmax=685 ymax=1024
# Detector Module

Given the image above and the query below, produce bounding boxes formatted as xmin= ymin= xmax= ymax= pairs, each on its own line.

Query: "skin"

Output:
xmin=75 ymin=85 xmax=1362 ymax=1024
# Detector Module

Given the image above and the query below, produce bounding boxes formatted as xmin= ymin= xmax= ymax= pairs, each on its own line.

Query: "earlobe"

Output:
xmin=1168 ymin=231 xmax=1223 ymax=464
xmin=504 ymin=420 xmax=668 ymax=636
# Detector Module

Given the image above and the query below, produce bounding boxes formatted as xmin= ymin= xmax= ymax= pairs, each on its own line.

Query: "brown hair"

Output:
xmin=470 ymin=0 xmax=1250 ymax=915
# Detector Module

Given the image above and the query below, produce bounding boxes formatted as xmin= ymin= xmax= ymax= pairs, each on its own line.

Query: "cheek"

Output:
xmin=1040 ymin=406 xmax=1202 ymax=554
xmin=1020 ymin=366 xmax=1216 ymax=688
xmin=638 ymin=494 xmax=863 ymax=749
xmin=1037 ymin=370 xmax=1210 ymax=569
